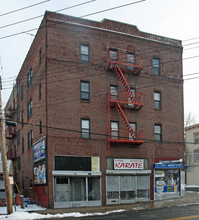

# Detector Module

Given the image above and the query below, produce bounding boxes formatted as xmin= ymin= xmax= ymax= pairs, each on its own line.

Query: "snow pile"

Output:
xmin=0 ymin=206 xmax=125 ymax=219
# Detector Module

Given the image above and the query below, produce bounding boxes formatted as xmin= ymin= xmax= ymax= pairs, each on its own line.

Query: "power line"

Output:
xmin=80 ymin=0 xmax=146 ymax=18
xmin=5 ymin=119 xmax=186 ymax=145
xmin=0 ymin=0 xmax=146 ymax=39
xmin=0 ymin=0 xmax=51 ymax=17
xmin=0 ymin=0 xmax=96 ymax=29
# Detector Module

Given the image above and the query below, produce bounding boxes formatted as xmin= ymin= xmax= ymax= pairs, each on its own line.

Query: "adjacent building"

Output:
xmin=185 ymin=124 xmax=199 ymax=186
xmin=5 ymin=11 xmax=185 ymax=208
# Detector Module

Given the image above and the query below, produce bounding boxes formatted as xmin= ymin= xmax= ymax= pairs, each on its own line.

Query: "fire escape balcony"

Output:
xmin=109 ymin=128 xmax=144 ymax=144
xmin=5 ymin=127 xmax=16 ymax=140
xmin=7 ymin=149 xmax=16 ymax=161
xmin=107 ymin=50 xmax=142 ymax=75
xmin=107 ymin=90 xmax=143 ymax=110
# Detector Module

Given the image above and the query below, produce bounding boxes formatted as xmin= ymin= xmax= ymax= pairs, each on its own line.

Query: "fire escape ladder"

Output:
xmin=114 ymin=63 xmax=137 ymax=104
xmin=115 ymin=102 xmax=136 ymax=139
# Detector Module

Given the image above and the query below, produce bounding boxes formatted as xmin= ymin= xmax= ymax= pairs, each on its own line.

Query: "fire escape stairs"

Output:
xmin=114 ymin=63 xmax=143 ymax=110
xmin=115 ymin=102 xmax=136 ymax=140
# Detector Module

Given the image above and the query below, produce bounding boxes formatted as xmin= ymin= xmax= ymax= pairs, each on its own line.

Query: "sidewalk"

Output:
xmin=35 ymin=191 xmax=199 ymax=216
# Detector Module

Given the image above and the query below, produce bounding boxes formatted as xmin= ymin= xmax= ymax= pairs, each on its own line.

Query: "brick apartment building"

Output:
xmin=5 ymin=11 xmax=185 ymax=208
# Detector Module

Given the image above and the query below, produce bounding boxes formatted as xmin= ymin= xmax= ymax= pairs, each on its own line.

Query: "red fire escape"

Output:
xmin=107 ymin=49 xmax=144 ymax=155
xmin=5 ymin=106 xmax=17 ymax=160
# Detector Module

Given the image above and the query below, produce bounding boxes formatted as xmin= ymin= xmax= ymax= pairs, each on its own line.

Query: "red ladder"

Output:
xmin=115 ymin=102 xmax=136 ymax=139
xmin=114 ymin=64 xmax=137 ymax=104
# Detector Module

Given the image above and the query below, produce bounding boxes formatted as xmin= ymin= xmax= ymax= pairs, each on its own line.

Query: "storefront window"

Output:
xmin=70 ymin=177 xmax=86 ymax=201
xmin=107 ymin=175 xmax=119 ymax=199
xmin=120 ymin=191 xmax=135 ymax=200
xmin=137 ymin=189 xmax=149 ymax=198
xmin=120 ymin=176 xmax=135 ymax=201
xmin=155 ymin=169 xmax=180 ymax=193
xmin=55 ymin=177 xmax=69 ymax=202
xmin=88 ymin=177 xmax=100 ymax=201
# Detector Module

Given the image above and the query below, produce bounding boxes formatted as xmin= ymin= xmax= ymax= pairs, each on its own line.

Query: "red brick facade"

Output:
xmin=5 ymin=11 xmax=184 ymax=208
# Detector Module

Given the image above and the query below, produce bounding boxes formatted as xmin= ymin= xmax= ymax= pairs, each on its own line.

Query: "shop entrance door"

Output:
xmin=71 ymin=177 xmax=86 ymax=202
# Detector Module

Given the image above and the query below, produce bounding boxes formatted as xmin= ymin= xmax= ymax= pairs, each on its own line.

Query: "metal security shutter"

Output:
xmin=137 ymin=175 xmax=150 ymax=189
xmin=120 ymin=176 xmax=135 ymax=191
xmin=107 ymin=176 xmax=119 ymax=191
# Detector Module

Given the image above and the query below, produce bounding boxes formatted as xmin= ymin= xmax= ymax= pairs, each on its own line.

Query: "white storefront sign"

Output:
xmin=114 ymin=159 xmax=144 ymax=170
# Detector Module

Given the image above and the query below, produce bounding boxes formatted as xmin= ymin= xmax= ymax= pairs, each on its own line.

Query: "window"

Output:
xmin=111 ymin=121 xmax=119 ymax=139
xmin=81 ymin=119 xmax=90 ymax=139
xmin=80 ymin=44 xmax=89 ymax=62
xmin=109 ymin=49 xmax=117 ymax=69
xmin=27 ymin=99 xmax=32 ymax=119
xmin=154 ymin=124 xmax=162 ymax=142
xmin=154 ymin=91 xmax=161 ymax=110
xmin=39 ymin=121 xmax=42 ymax=134
xmin=22 ymin=137 xmax=24 ymax=154
xmin=17 ymin=130 xmax=20 ymax=145
xmin=17 ymin=105 xmax=20 ymax=120
xmin=129 ymin=122 xmax=136 ymax=140
xmin=27 ymin=68 xmax=32 ymax=88
xmin=18 ymin=156 xmax=21 ymax=170
xmin=28 ymin=130 xmax=33 ymax=148
xmin=127 ymin=53 xmax=135 ymax=70
xmin=153 ymin=58 xmax=160 ymax=75
xmin=39 ymin=48 xmax=42 ymax=64
xmin=81 ymin=81 xmax=90 ymax=101
xmin=128 ymin=87 xmax=135 ymax=106
xmin=110 ymin=85 xmax=118 ymax=101
xmin=21 ymin=110 xmax=24 ymax=126
xmin=17 ymin=80 xmax=20 ymax=95
xmin=109 ymin=50 xmax=117 ymax=61
xmin=194 ymin=133 xmax=199 ymax=144
xmin=21 ymin=84 xmax=23 ymax=101
xmin=194 ymin=151 xmax=199 ymax=162
xmin=39 ymin=84 xmax=42 ymax=100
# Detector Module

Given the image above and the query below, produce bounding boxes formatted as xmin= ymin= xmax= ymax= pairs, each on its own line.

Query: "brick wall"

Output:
xmin=5 ymin=11 xmax=184 ymax=208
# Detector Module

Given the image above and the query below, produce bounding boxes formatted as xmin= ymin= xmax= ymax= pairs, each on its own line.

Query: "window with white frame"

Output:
xmin=153 ymin=58 xmax=160 ymax=75
xmin=111 ymin=121 xmax=119 ymax=139
xmin=194 ymin=151 xmax=199 ymax=162
xmin=154 ymin=124 xmax=162 ymax=142
xmin=80 ymin=44 xmax=89 ymax=62
xmin=81 ymin=81 xmax=90 ymax=101
xmin=110 ymin=85 xmax=118 ymax=101
xmin=154 ymin=91 xmax=161 ymax=110
xmin=27 ymin=68 xmax=32 ymax=88
xmin=28 ymin=130 xmax=33 ymax=148
xmin=127 ymin=53 xmax=135 ymax=70
xmin=81 ymin=119 xmax=90 ymax=139
xmin=27 ymin=99 xmax=32 ymax=119
xmin=129 ymin=122 xmax=136 ymax=140
xmin=194 ymin=133 xmax=199 ymax=144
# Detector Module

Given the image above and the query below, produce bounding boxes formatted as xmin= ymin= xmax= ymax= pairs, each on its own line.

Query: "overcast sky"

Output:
xmin=1 ymin=0 xmax=199 ymax=122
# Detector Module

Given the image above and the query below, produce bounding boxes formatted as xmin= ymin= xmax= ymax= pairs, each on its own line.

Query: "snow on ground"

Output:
xmin=0 ymin=205 xmax=125 ymax=219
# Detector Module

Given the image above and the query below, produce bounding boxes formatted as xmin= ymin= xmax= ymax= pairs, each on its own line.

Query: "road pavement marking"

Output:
xmin=164 ymin=215 xmax=199 ymax=220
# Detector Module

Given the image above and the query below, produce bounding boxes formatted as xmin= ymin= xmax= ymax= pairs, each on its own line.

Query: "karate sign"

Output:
xmin=114 ymin=159 xmax=144 ymax=170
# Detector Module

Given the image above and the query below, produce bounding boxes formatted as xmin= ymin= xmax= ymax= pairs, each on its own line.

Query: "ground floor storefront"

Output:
xmin=52 ymin=156 xmax=151 ymax=208
xmin=153 ymin=162 xmax=185 ymax=200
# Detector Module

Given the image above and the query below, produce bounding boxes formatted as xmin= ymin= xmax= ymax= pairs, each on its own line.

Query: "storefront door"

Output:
xmin=54 ymin=176 xmax=101 ymax=208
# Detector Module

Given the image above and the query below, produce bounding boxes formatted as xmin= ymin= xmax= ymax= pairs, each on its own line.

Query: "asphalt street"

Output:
xmin=48 ymin=204 xmax=199 ymax=220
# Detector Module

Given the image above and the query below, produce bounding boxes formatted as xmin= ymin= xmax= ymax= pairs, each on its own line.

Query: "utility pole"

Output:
xmin=0 ymin=76 xmax=13 ymax=214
